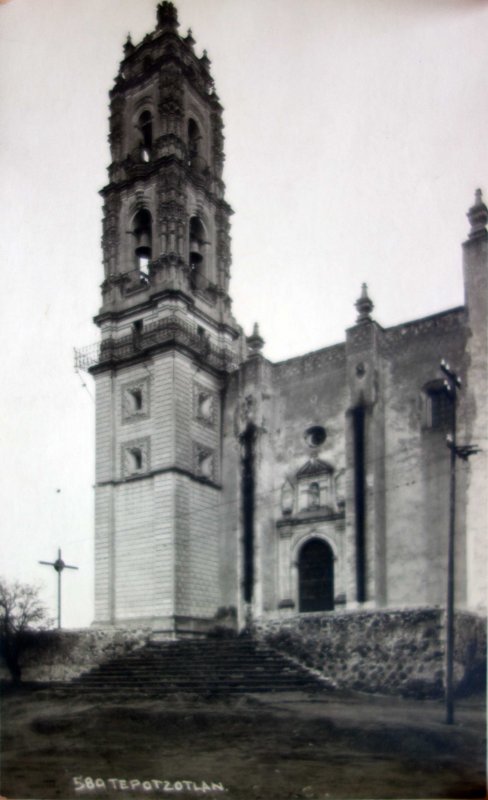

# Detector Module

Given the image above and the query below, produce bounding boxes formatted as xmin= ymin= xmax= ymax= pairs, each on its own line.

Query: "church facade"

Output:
xmin=83 ymin=2 xmax=487 ymax=634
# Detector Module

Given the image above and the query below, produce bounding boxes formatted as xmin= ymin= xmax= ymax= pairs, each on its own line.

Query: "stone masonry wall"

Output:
xmin=0 ymin=628 xmax=150 ymax=683
xmin=257 ymin=609 xmax=486 ymax=698
xmin=2 ymin=613 xmax=484 ymax=695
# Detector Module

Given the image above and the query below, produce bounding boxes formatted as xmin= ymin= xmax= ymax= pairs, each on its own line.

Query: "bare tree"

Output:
xmin=0 ymin=579 xmax=51 ymax=684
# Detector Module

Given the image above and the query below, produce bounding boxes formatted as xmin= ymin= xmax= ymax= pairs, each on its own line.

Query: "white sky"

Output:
xmin=0 ymin=0 xmax=487 ymax=628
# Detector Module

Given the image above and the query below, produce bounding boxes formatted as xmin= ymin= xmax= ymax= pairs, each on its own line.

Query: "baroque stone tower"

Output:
xmin=91 ymin=2 xmax=241 ymax=633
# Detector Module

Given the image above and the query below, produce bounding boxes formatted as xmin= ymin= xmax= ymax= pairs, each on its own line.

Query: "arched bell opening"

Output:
xmin=188 ymin=118 xmax=206 ymax=172
xmin=298 ymin=537 xmax=334 ymax=612
xmin=132 ymin=209 xmax=152 ymax=272
xmin=189 ymin=216 xmax=207 ymax=288
xmin=138 ymin=110 xmax=153 ymax=162
xmin=188 ymin=118 xmax=200 ymax=158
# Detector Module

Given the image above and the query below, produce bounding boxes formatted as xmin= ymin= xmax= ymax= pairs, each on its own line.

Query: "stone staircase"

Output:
xmin=71 ymin=637 xmax=326 ymax=696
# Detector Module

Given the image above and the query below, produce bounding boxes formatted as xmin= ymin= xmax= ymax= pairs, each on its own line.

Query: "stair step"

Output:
xmin=71 ymin=638 xmax=326 ymax=696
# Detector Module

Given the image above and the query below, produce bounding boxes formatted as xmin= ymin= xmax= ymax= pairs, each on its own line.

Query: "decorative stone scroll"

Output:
xmin=194 ymin=383 xmax=216 ymax=428
xmin=193 ymin=442 xmax=216 ymax=481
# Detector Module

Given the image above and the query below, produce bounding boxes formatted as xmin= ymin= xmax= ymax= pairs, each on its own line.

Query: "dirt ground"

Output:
xmin=1 ymin=685 xmax=485 ymax=800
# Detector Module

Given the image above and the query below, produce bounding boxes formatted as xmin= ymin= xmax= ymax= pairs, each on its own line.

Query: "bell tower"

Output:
xmin=100 ymin=1 xmax=234 ymax=322
xmin=91 ymin=2 xmax=241 ymax=633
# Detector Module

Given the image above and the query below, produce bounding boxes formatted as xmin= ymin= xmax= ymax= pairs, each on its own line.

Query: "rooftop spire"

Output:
xmin=355 ymin=283 xmax=374 ymax=324
xmin=200 ymin=49 xmax=211 ymax=69
xmin=157 ymin=1 xmax=179 ymax=31
xmin=185 ymin=28 xmax=196 ymax=48
xmin=247 ymin=323 xmax=265 ymax=357
xmin=123 ymin=33 xmax=134 ymax=55
xmin=467 ymin=188 xmax=488 ymax=240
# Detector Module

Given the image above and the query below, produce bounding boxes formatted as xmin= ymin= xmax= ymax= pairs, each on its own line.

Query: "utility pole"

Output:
xmin=39 ymin=548 xmax=79 ymax=629
xmin=439 ymin=360 xmax=480 ymax=725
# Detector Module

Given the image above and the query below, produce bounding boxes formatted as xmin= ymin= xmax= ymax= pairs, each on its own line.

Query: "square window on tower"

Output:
xmin=122 ymin=378 xmax=150 ymax=422
xmin=121 ymin=437 xmax=150 ymax=478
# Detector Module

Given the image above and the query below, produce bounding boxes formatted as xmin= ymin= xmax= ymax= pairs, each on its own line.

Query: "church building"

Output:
xmin=79 ymin=2 xmax=487 ymax=635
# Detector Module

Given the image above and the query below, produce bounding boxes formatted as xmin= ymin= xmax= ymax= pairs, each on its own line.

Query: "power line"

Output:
xmin=75 ymin=367 xmax=94 ymax=402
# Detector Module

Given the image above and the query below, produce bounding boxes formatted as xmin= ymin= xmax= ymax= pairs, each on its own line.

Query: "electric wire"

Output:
xmin=75 ymin=368 xmax=95 ymax=402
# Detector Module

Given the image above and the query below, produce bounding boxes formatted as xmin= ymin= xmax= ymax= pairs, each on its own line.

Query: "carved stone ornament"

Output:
xmin=355 ymin=283 xmax=374 ymax=324
xmin=334 ymin=468 xmax=345 ymax=510
xmin=194 ymin=383 xmax=216 ymax=428
xmin=296 ymin=458 xmax=334 ymax=479
xmin=467 ymin=188 xmax=488 ymax=239
xmin=157 ymin=1 xmax=179 ymax=30
xmin=246 ymin=323 xmax=264 ymax=357
xmin=281 ymin=480 xmax=294 ymax=516
xmin=193 ymin=443 xmax=215 ymax=481
xmin=123 ymin=34 xmax=134 ymax=56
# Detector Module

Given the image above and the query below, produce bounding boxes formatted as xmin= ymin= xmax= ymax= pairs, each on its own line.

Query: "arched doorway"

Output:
xmin=298 ymin=538 xmax=334 ymax=612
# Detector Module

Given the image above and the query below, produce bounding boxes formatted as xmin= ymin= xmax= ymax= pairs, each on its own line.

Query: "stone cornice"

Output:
xmin=93 ymin=290 xmax=241 ymax=341
xmin=101 ymin=155 xmax=233 ymax=216
xmin=272 ymin=343 xmax=346 ymax=383
xmin=383 ymin=306 xmax=465 ymax=348
xmin=277 ymin=510 xmax=345 ymax=528
xmin=80 ymin=314 xmax=240 ymax=376
xmin=96 ymin=464 xmax=222 ymax=491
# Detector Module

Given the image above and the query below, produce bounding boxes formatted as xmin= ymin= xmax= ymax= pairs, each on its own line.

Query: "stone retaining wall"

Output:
xmin=1 ymin=628 xmax=151 ymax=683
xmin=256 ymin=608 xmax=486 ymax=698
xmin=1 ymin=610 xmax=485 ymax=696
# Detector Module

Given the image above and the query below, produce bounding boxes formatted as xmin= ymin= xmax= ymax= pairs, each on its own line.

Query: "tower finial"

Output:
xmin=185 ymin=28 xmax=196 ymax=48
xmin=247 ymin=323 xmax=265 ymax=357
xmin=200 ymin=49 xmax=211 ymax=68
xmin=157 ymin=1 xmax=179 ymax=30
xmin=124 ymin=33 xmax=134 ymax=55
xmin=355 ymin=283 xmax=374 ymax=324
xmin=467 ymin=188 xmax=488 ymax=239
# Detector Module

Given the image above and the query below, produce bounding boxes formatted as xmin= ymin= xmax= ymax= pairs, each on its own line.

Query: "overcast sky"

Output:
xmin=1 ymin=0 xmax=487 ymax=628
